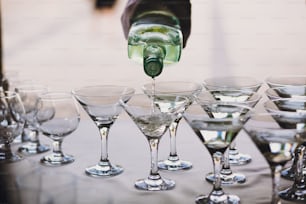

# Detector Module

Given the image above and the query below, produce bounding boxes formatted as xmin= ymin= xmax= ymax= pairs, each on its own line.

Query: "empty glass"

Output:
xmin=37 ymin=92 xmax=80 ymax=166
xmin=16 ymin=84 xmax=50 ymax=155
xmin=72 ymin=85 xmax=135 ymax=177
xmin=203 ymin=76 xmax=262 ymax=166
xmin=0 ymin=91 xmax=25 ymax=163
xmin=244 ymin=113 xmax=299 ymax=204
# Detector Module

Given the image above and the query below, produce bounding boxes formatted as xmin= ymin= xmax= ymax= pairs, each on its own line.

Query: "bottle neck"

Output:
xmin=143 ymin=45 xmax=165 ymax=78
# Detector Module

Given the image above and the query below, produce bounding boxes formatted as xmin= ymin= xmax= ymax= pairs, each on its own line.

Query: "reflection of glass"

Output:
xmin=72 ymin=85 xmax=135 ymax=177
xmin=121 ymin=94 xmax=188 ymax=191
xmin=16 ymin=84 xmax=50 ymax=155
xmin=184 ymin=104 xmax=248 ymax=204
xmin=0 ymin=91 xmax=25 ymax=163
xmin=143 ymin=81 xmax=202 ymax=171
xmin=37 ymin=92 xmax=80 ymax=166
xmin=196 ymin=91 xmax=254 ymax=185
xmin=244 ymin=113 xmax=298 ymax=204
xmin=264 ymin=99 xmax=306 ymax=202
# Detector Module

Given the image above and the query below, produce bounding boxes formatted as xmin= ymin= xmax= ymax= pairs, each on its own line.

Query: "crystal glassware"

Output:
xmin=196 ymin=91 xmax=255 ymax=185
xmin=15 ymin=84 xmax=50 ymax=155
xmin=264 ymin=98 xmax=306 ymax=202
xmin=203 ymin=76 xmax=262 ymax=166
xmin=184 ymin=104 xmax=250 ymax=204
xmin=243 ymin=113 xmax=299 ymax=204
xmin=121 ymin=94 xmax=188 ymax=191
xmin=36 ymin=92 xmax=80 ymax=166
xmin=0 ymin=91 xmax=25 ymax=163
xmin=72 ymin=85 xmax=135 ymax=177
xmin=142 ymin=81 xmax=202 ymax=171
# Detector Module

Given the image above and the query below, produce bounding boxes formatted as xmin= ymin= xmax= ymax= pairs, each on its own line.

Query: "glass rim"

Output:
xmin=0 ymin=90 xmax=19 ymax=99
xmin=142 ymin=81 xmax=203 ymax=94
xmin=203 ymin=76 xmax=262 ymax=90
xmin=265 ymin=75 xmax=306 ymax=87
xmin=71 ymin=85 xmax=135 ymax=97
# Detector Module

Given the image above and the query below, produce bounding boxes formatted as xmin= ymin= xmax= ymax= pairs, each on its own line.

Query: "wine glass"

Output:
xmin=142 ymin=81 xmax=202 ymax=171
xmin=203 ymin=76 xmax=262 ymax=166
xmin=121 ymin=94 xmax=188 ymax=191
xmin=264 ymin=98 xmax=306 ymax=202
xmin=0 ymin=90 xmax=25 ymax=163
xmin=184 ymin=104 xmax=249 ymax=204
xmin=72 ymin=85 xmax=135 ymax=177
xmin=36 ymin=92 xmax=80 ymax=166
xmin=266 ymin=75 xmax=306 ymax=88
xmin=243 ymin=113 xmax=299 ymax=204
xmin=196 ymin=91 xmax=257 ymax=185
xmin=15 ymin=84 xmax=50 ymax=155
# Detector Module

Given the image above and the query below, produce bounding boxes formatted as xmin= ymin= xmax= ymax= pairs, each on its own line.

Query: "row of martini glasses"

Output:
xmin=0 ymin=75 xmax=305 ymax=204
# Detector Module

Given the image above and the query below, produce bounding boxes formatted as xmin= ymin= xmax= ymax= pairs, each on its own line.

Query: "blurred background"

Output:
xmin=1 ymin=0 xmax=306 ymax=92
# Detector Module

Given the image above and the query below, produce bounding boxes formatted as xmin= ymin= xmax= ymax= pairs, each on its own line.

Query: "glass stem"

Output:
xmin=229 ymin=140 xmax=237 ymax=152
xmin=221 ymin=148 xmax=232 ymax=175
xmin=169 ymin=119 xmax=180 ymax=160
xmin=212 ymin=152 xmax=223 ymax=191
xmin=52 ymin=139 xmax=64 ymax=156
xmin=292 ymin=145 xmax=306 ymax=192
xmin=149 ymin=138 xmax=161 ymax=179
xmin=271 ymin=165 xmax=282 ymax=204
xmin=99 ymin=126 xmax=110 ymax=162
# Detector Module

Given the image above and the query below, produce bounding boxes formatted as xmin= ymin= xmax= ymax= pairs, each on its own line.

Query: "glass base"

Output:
xmin=18 ymin=142 xmax=50 ymax=155
xmin=0 ymin=152 xmax=23 ymax=163
xmin=196 ymin=194 xmax=240 ymax=204
xmin=135 ymin=177 xmax=175 ymax=191
xmin=279 ymin=186 xmax=306 ymax=202
xmin=158 ymin=158 xmax=192 ymax=171
xmin=40 ymin=153 xmax=74 ymax=166
xmin=85 ymin=162 xmax=123 ymax=177
xmin=228 ymin=151 xmax=252 ymax=166
xmin=206 ymin=171 xmax=246 ymax=185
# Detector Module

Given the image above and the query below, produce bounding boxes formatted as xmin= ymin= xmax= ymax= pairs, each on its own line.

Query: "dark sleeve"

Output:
xmin=121 ymin=0 xmax=191 ymax=48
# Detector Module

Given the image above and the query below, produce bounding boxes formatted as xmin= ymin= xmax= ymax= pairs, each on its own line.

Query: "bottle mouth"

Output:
xmin=143 ymin=57 xmax=163 ymax=78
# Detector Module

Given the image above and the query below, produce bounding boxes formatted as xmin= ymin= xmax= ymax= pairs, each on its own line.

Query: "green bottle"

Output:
xmin=127 ymin=11 xmax=183 ymax=78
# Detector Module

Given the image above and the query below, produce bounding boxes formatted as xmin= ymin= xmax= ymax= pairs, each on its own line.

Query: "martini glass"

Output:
xmin=72 ymin=85 xmax=135 ymax=177
xmin=264 ymin=98 xmax=306 ymax=202
xmin=184 ymin=104 xmax=249 ymax=204
xmin=265 ymin=77 xmax=306 ymax=182
xmin=265 ymin=86 xmax=306 ymax=181
xmin=203 ymin=76 xmax=262 ymax=166
xmin=142 ymin=81 xmax=202 ymax=171
xmin=0 ymin=91 xmax=25 ymax=163
xmin=196 ymin=91 xmax=256 ymax=185
xmin=121 ymin=94 xmax=188 ymax=191
xmin=15 ymin=84 xmax=50 ymax=155
xmin=243 ymin=113 xmax=299 ymax=204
